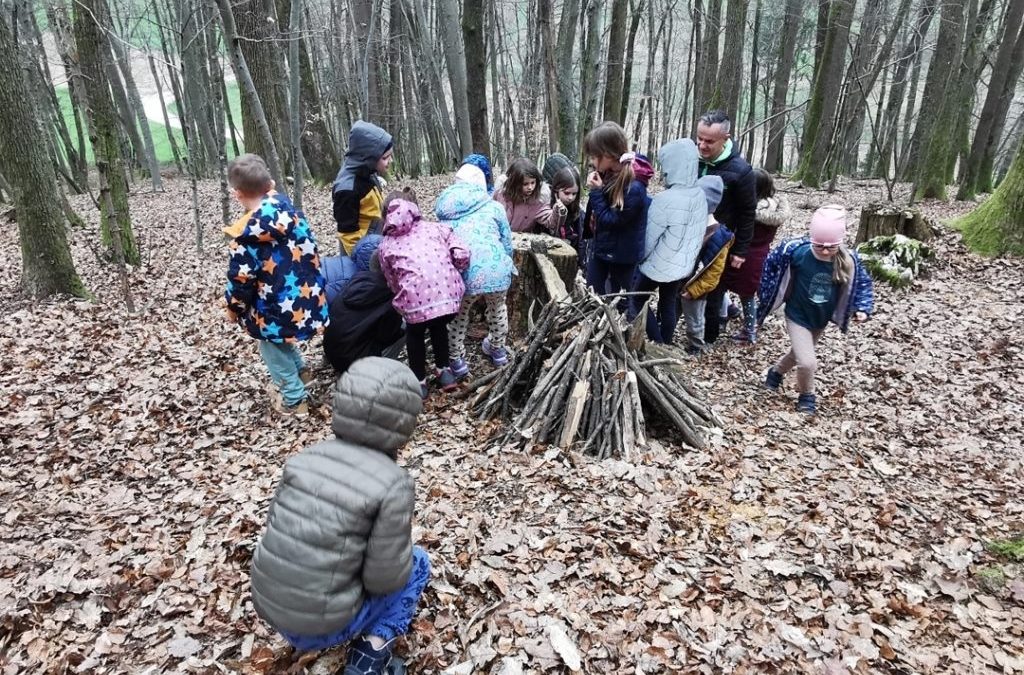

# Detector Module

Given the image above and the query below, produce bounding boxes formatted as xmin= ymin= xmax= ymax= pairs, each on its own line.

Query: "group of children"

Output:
xmin=221 ymin=118 xmax=875 ymax=673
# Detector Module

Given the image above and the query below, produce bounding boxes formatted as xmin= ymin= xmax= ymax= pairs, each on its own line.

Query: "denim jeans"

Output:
xmin=680 ymin=297 xmax=707 ymax=350
xmin=278 ymin=547 xmax=432 ymax=652
xmin=258 ymin=341 xmax=306 ymax=406
xmin=631 ymin=275 xmax=683 ymax=344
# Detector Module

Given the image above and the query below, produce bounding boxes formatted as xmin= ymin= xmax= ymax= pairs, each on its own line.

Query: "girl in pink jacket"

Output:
xmin=378 ymin=197 xmax=470 ymax=398
xmin=493 ymin=158 xmax=554 ymax=233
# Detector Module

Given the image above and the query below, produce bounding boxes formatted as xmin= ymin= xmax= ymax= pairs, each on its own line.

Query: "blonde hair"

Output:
xmin=582 ymin=121 xmax=635 ymax=210
xmin=833 ymin=246 xmax=854 ymax=285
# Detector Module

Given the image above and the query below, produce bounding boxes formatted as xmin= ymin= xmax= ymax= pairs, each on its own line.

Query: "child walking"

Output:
xmin=436 ymin=165 xmax=516 ymax=375
xmin=494 ymin=157 xmax=554 ymax=233
xmin=333 ymin=120 xmax=394 ymax=254
xmin=224 ymin=154 xmax=328 ymax=416
xmin=582 ymin=121 xmax=649 ymax=300
xmin=378 ymin=196 xmax=470 ymax=398
xmin=758 ymin=205 xmax=874 ymax=415
xmin=632 ymin=138 xmax=707 ymax=344
xmin=250 ymin=357 xmax=431 ymax=675
xmin=724 ymin=168 xmax=791 ymax=344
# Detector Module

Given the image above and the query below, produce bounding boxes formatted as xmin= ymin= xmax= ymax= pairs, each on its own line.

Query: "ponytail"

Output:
xmin=833 ymin=246 xmax=854 ymax=286
xmin=606 ymin=161 xmax=635 ymax=210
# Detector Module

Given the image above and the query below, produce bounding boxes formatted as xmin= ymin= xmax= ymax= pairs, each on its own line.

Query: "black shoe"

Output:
xmin=796 ymin=392 xmax=817 ymax=415
xmin=764 ymin=367 xmax=783 ymax=391
xmin=344 ymin=638 xmax=394 ymax=675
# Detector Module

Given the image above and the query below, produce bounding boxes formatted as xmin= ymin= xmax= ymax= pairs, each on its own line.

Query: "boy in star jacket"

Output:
xmin=224 ymin=154 xmax=329 ymax=415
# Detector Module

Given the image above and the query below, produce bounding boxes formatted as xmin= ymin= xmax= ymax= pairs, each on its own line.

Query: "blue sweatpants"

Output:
xmin=258 ymin=341 xmax=306 ymax=406
xmin=278 ymin=547 xmax=432 ymax=652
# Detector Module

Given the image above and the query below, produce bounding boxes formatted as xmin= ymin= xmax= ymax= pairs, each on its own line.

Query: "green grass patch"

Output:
xmin=987 ymin=537 xmax=1024 ymax=561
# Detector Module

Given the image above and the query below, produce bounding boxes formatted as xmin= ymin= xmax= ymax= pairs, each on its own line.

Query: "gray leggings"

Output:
xmin=774 ymin=319 xmax=824 ymax=394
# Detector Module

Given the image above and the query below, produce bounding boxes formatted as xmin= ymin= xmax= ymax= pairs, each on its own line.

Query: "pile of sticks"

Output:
xmin=465 ymin=287 xmax=719 ymax=458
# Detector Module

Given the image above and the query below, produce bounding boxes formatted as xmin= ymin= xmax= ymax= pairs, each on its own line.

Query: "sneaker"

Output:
xmin=481 ymin=337 xmax=509 ymax=367
xmin=344 ymin=637 xmax=394 ymax=675
xmin=299 ymin=368 xmax=313 ymax=385
xmin=730 ymin=331 xmax=756 ymax=345
xmin=796 ymin=392 xmax=817 ymax=415
xmin=764 ymin=367 xmax=783 ymax=391
xmin=435 ymin=367 xmax=459 ymax=392
xmin=449 ymin=357 xmax=470 ymax=380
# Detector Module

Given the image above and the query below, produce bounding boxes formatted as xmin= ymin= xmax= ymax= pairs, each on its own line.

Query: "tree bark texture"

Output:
xmin=0 ymin=17 xmax=86 ymax=298
xmin=764 ymin=0 xmax=803 ymax=172
xmin=719 ymin=0 xmax=749 ymax=119
xmin=603 ymin=0 xmax=629 ymax=124
xmin=555 ymin=0 xmax=581 ymax=157
xmin=437 ymin=0 xmax=473 ymax=156
xmin=73 ymin=0 xmax=140 ymax=265
xmin=463 ymin=0 xmax=491 ymax=154
xmin=957 ymin=135 xmax=1024 ymax=256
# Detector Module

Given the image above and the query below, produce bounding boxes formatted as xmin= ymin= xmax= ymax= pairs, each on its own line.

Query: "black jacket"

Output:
xmin=698 ymin=144 xmax=757 ymax=258
xmin=323 ymin=270 xmax=404 ymax=373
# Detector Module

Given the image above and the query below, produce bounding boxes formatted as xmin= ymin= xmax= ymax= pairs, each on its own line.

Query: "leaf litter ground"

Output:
xmin=0 ymin=176 xmax=1021 ymax=674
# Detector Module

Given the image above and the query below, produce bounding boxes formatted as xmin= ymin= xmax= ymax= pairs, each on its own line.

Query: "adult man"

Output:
xmin=695 ymin=110 xmax=757 ymax=345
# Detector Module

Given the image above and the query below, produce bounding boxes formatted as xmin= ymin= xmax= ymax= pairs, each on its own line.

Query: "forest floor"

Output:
xmin=1 ymin=174 xmax=1022 ymax=674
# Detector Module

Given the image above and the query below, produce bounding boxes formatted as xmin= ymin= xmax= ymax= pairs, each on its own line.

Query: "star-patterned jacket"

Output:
xmin=224 ymin=192 xmax=329 ymax=343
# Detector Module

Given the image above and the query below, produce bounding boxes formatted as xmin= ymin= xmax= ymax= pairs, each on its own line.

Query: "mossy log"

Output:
xmin=856 ymin=203 xmax=933 ymax=244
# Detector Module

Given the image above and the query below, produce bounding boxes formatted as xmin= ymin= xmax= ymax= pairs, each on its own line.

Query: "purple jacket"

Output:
xmin=378 ymin=200 xmax=470 ymax=324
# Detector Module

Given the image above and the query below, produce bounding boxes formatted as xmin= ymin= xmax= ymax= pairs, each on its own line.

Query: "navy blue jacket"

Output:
xmin=584 ymin=179 xmax=649 ymax=265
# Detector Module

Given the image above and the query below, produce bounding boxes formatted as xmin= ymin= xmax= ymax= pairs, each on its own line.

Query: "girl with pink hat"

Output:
xmin=756 ymin=205 xmax=874 ymax=415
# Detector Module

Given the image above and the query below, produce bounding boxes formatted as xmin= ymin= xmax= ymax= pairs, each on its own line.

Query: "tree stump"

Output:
xmin=507 ymin=233 xmax=578 ymax=334
xmin=856 ymin=203 xmax=933 ymax=244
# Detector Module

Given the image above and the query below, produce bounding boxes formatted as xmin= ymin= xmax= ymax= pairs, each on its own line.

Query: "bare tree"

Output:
xmin=764 ymin=0 xmax=804 ymax=171
xmin=464 ymin=0 xmax=491 ymax=153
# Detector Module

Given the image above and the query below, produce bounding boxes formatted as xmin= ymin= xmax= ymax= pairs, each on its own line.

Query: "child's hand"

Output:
xmin=226 ymin=307 xmax=239 ymax=323
xmin=554 ymin=201 xmax=567 ymax=216
xmin=854 ymin=311 xmax=868 ymax=322
xmin=682 ymin=291 xmax=692 ymax=300
xmin=586 ymin=171 xmax=603 ymax=189
xmin=729 ymin=255 xmax=746 ymax=269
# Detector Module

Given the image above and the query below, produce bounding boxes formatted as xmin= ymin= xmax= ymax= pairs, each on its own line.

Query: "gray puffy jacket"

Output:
xmin=638 ymin=138 xmax=707 ymax=283
xmin=249 ymin=357 xmax=423 ymax=636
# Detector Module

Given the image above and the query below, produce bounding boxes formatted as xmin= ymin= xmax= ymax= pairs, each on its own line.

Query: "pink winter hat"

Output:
xmin=809 ymin=205 xmax=847 ymax=245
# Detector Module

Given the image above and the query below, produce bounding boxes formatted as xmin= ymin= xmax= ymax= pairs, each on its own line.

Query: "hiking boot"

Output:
xmin=435 ymin=367 xmax=459 ymax=392
xmin=280 ymin=399 xmax=309 ymax=417
xmin=343 ymin=637 xmax=394 ymax=675
xmin=299 ymin=368 xmax=314 ymax=385
xmin=764 ymin=367 xmax=783 ymax=391
xmin=481 ymin=337 xmax=509 ymax=367
xmin=449 ymin=357 xmax=470 ymax=381
xmin=796 ymin=392 xmax=817 ymax=415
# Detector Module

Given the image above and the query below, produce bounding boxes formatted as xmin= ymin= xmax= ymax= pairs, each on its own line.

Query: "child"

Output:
xmin=679 ymin=175 xmax=728 ymax=354
xmin=435 ymin=165 xmax=516 ymax=376
xmin=549 ymin=165 xmax=584 ymax=251
xmin=759 ymin=205 xmax=874 ymax=415
xmin=250 ymin=357 xmax=431 ymax=674
xmin=378 ymin=197 xmax=470 ymax=398
xmin=224 ymin=153 xmax=328 ymax=416
xmin=462 ymin=153 xmax=495 ymax=194
xmin=632 ymin=138 xmax=707 ymax=344
xmin=494 ymin=157 xmax=554 ymax=233
xmin=582 ymin=121 xmax=649 ymax=301
xmin=323 ymin=236 xmax=405 ymax=375
xmin=333 ymin=120 xmax=394 ymax=255
xmin=724 ymin=168 xmax=791 ymax=344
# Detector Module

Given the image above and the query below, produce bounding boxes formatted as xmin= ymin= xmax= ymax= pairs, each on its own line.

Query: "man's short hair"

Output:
xmin=228 ymin=153 xmax=273 ymax=195
xmin=698 ymin=110 xmax=731 ymax=135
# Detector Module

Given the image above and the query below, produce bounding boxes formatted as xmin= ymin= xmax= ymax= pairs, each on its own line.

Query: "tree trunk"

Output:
xmin=463 ymin=0 xmax=491 ymax=154
xmin=764 ymin=0 xmax=802 ymax=172
xmin=147 ymin=54 xmax=185 ymax=174
xmin=578 ymin=0 xmax=605 ymax=150
xmin=957 ymin=135 xmax=1024 ymax=255
xmin=351 ymin=0 xmax=383 ymax=121
xmin=297 ymin=24 xmax=340 ymax=183
xmin=812 ymin=0 xmax=831 ymax=82
xmin=618 ymin=0 xmax=645 ymax=126
xmin=719 ymin=0 xmax=749 ymax=118
xmin=958 ymin=0 xmax=1024 ymax=198
xmin=855 ymin=203 xmax=931 ymax=243
xmin=73 ymin=0 xmax=140 ymax=265
xmin=694 ymin=0 xmax=723 ymax=118
xmin=603 ymin=0 xmax=629 ymax=124
xmin=555 ymin=0 xmax=581 ymax=157
xmin=216 ymin=0 xmax=285 ymax=188
xmin=0 ymin=17 xmax=86 ymax=298
xmin=45 ymin=2 xmax=90 ymax=189
xmin=539 ymin=0 xmax=560 ymax=152
xmin=109 ymin=21 xmax=163 ymax=190
xmin=289 ymin=0 xmax=304 ymax=209
xmin=508 ymin=234 xmax=578 ymax=334
xmin=742 ymin=0 xmax=761 ymax=156
xmin=910 ymin=0 xmax=967 ymax=199
xmin=793 ymin=0 xmax=856 ymax=187
xmin=438 ymin=0 xmax=473 ymax=156
xmin=179 ymin=0 xmax=217 ymax=177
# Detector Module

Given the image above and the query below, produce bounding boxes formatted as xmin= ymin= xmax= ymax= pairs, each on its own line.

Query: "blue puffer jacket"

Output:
xmin=757 ymin=238 xmax=874 ymax=332
xmin=320 ymin=255 xmax=356 ymax=306
xmin=584 ymin=179 xmax=649 ymax=265
xmin=435 ymin=182 xmax=516 ymax=295
xmin=639 ymin=139 xmax=706 ymax=282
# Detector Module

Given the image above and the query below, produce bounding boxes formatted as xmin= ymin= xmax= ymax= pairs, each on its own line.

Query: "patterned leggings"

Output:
xmin=447 ymin=291 xmax=509 ymax=360
xmin=277 ymin=546 xmax=432 ymax=651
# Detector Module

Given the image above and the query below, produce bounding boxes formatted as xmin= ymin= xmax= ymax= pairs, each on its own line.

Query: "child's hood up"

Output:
xmin=344 ymin=120 xmax=393 ymax=173
xmin=434 ymin=181 xmax=492 ymax=221
xmin=659 ymin=139 xmax=698 ymax=189
xmin=329 ymin=357 xmax=422 ymax=459
xmin=383 ymin=199 xmax=422 ymax=236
